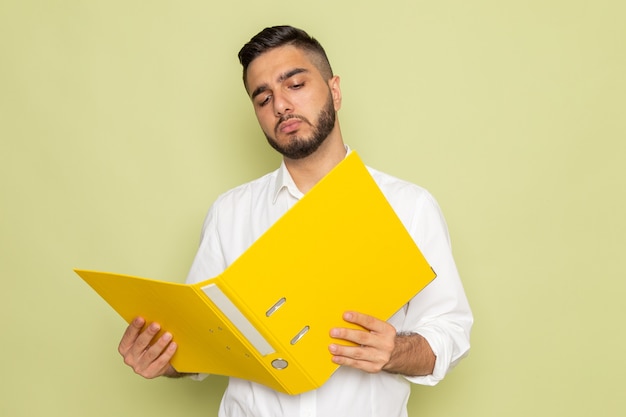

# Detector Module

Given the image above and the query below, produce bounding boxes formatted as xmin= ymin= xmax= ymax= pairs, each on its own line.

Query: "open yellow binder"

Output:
xmin=75 ymin=152 xmax=436 ymax=395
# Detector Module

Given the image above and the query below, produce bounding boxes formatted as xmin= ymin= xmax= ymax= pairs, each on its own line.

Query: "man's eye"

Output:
xmin=259 ymin=95 xmax=272 ymax=106
xmin=291 ymin=83 xmax=304 ymax=89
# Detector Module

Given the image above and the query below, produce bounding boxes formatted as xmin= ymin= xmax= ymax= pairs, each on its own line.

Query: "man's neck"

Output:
xmin=283 ymin=134 xmax=347 ymax=194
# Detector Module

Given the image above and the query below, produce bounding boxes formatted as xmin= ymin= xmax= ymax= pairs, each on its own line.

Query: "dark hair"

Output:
xmin=238 ymin=25 xmax=334 ymax=87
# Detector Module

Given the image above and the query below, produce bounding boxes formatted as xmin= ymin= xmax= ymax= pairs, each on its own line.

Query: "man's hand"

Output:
xmin=118 ymin=317 xmax=181 ymax=379
xmin=328 ymin=311 xmax=397 ymax=373
xmin=328 ymin=311 xmax=436 ymax=376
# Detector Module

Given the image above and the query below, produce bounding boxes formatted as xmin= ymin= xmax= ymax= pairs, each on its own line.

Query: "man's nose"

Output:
xmin=273 ymin=92 xmax=293 ymax=117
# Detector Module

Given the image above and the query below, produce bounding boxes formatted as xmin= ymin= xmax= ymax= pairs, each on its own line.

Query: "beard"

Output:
xmin=263 ymin=92 xmax=336 ymax=160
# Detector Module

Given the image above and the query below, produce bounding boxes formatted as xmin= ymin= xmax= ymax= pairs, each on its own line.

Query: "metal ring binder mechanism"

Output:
xmin=74 ymin=151 xmax=437 ymax=395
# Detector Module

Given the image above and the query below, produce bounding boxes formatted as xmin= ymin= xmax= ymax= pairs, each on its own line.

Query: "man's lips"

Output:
xmin=278 ymin=119 xmax=302 ymax=134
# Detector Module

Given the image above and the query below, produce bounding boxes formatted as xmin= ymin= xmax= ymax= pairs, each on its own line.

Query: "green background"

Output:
xmin=2 ymin=1 xmax=625 ymax=416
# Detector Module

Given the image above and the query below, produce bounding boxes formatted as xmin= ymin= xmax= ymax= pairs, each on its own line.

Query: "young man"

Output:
xmin=118 ymin=25 xmax=472 ymax=417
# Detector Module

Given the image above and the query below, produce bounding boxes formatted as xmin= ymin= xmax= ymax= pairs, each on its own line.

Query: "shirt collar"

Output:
xmin=271 ymin=145 xmax=352 ymax=204
xmin=272 ymin=160 xmax=302 ymax=204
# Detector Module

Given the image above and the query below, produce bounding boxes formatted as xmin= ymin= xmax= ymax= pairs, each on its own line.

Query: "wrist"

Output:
xmin=164 ymin=365 xmax=192 ymax=378
xmin=383 ymin=332 xmax=435 ymax=376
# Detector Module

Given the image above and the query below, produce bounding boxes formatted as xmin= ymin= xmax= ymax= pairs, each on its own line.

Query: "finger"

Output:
xmin=139 ymin=335 xmax=178 ymax=379
xmin=122 ymin=321 xmax=162 ymax=368
xmin=330 ymin=326 xmax=375 ymax=347
xmin=329 ymin=343 xmax=370 ymax=361
xmin=118 ymin=317 xmax=146 ymax=356
xmin=328 ymin=332 xmax=391 ymax=361
xmin=330 ymin=318 xmax=395 ymax=347
xmin=132 ymin=322 xmax=162 ymax=354
xmin=144 ymin=341 xmax=178 ymax=378
xmin=328 ymin=344 xmax=389 ymax=373
xmin=342 ymin=311 xmax=390 ymax=334
xmin=140 ymin=332 xmax=173 ymax=365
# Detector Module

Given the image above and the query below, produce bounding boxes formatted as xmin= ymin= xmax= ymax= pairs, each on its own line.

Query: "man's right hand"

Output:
xmin=118 ymin=317 xmax=181 ymax=378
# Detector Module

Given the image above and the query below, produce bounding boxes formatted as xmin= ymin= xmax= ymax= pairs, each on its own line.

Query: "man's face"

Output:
xmin=245 ymin=45 xmax=341 ymax=159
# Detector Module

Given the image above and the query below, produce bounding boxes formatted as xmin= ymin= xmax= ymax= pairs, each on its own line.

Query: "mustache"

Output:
xmin=275 ymin=114 xmax=312 ymax=134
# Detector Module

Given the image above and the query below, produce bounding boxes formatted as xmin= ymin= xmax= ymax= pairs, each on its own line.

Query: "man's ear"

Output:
xmin=329 ymin=76 xmax=342 ymax=111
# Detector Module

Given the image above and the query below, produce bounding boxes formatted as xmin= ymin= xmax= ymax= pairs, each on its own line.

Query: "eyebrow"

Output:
xmin=250 ymin=68 xmax=309 ymax=100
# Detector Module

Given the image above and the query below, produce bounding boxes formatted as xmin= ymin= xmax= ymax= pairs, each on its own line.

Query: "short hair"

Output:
xmin=238 ymin=25 xmax=334 ymax=88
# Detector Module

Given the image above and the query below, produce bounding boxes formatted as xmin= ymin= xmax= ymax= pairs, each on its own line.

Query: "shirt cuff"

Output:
xmin=403 ymin=327 xmax=465 ymax=386
xmin=189 ymin=372 xmax=209 ymax=382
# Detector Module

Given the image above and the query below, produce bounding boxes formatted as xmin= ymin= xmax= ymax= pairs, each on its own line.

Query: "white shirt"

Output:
xmin=186 ymin=149 xmax=472 ymax=417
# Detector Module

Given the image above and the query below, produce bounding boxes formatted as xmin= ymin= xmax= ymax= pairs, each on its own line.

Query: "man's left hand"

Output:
xmin=328 ymin=311 xmax=396 ymax=373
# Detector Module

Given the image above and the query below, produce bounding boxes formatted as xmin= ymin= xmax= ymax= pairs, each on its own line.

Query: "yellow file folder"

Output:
xmin=75 ymin=152 xmax=436 ymax=395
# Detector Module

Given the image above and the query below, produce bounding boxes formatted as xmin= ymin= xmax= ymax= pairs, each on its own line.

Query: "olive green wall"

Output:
xmin=2 ymin=1 xmax=624 ymax=416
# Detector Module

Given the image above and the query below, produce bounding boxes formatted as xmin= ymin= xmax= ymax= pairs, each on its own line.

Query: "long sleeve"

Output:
xmin=372 ymin=169 xmax=473 ymax=386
